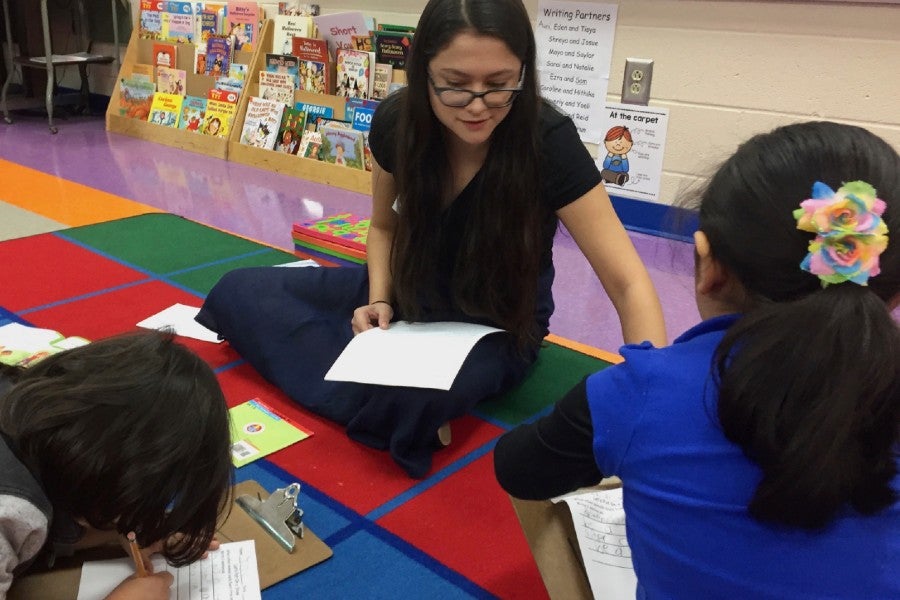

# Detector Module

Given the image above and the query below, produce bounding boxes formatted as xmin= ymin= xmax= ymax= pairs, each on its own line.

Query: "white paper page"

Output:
xmin=137 ymin=303 xmax=222 ymax=343
xmin=77 ymin=540 xmax=261 ymax=600
xmin=0 ymin=322 xmax=62 ymax=351
xmin=274 ymin=259 xmax=320 ymax=268
xmin=324 ymin=321 xmax=503 ymax=390
xmin=555 ymin=487 xmax=637 ymax=599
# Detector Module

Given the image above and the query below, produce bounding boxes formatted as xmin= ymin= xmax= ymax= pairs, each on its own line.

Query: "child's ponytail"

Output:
xmin=713 ymin=285 xmax=899 ymax=529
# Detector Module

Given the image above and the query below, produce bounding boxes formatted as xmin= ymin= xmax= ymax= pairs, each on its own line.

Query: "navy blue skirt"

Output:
xmin=197 ymin=265 xmax=552 ymax=477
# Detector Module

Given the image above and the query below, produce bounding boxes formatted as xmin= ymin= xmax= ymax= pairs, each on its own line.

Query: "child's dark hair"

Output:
xmin=698 ymin=121 xmax=900 ymax=529
xmin=0 ymin=331 xmax=232 ymax=565
xmin=389 ymin=0 xmax=544 ymax=349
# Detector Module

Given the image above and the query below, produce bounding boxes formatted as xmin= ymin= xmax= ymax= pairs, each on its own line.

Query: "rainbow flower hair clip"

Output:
xmin=794 ymin=181 xmax=889 ymax=286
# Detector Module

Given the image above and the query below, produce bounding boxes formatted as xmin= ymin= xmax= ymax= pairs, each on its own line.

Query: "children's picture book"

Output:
xmin=179 ymin=95 xmax=207 ymax=132
xmin=349 ymin=104 xmax=375 ymax=133
xmin=0 ymin=323 xmax=89 ymax=368
xmin=295 ymin=100 xmax=333 ymax=121
xmin=193 ymin=45 xmax=207 ymax=75
xmin=274 ymin=107 xmax=306 ymax=154
xmin=130 ymin=63 xmax=155 ymax=83
xmin=371 ymin=62 xmax=392 ymax=100
xmin=194 ymin=2 xmax=223 ymax=42
xmin=265 ymin=53 xmax=300 ymax=88
xmin=229 ymin=398 xmax=313 ymax=468
xmin=229 ymin=62 xmax=249 ymax=81
xmin=160 ymin=2 xmax=195 ymax=44
xmin=156 ymin=66 xmax=187 ymax=95
xmin=319 ymin=122 xmax=365 ymax=169
xmin=152 ymin=41 xmax=177 ymax=69
xmin=291 ymin=37 xmax=330 ymax=93
xmin=374 ymin=30 xmax=412 ymax=69
xmin=335 ymin=48 xmax=372 ymax=99
xmin=226 ymin=1 xmax=259 ymax=52
xmin=139 ymin=0 xmax=163 ymax=39
xmin=351 ymin=34 xmax=373 ymax=52
xmin=312 ymin=11 xmax=368 ymax=60
xmin=147 ymin=92 xmax=184 ymax=126
xmin=215 ymin=75 xmax=245 ymax=93
xmin=203 ymin=88 xmax=239 ymax=137
xmin=205 ymin=35 xmax=233 ymax=76
xmin=240 ymin=96 xmax=286 ymax=149
xmin=258 ymin=70 xmax=295 ymax=104
xmin=298 ymin=130 xmax=322 ymax=159
xmin=118 ymin=77 xmax=156 ymax=120
xmin=272 ymin=14 xmax=313 ymax=55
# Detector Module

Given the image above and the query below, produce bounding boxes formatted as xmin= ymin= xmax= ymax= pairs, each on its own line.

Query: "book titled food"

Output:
xmin=240 ymin=96 xmax=286 ymax=150
xmin=229 ymin=398 xmax=313 ymax=468
xmin=319 ymin=122 xmax=365 ymax=169
xmin=147 ymin=91 xmax=184 ymax=127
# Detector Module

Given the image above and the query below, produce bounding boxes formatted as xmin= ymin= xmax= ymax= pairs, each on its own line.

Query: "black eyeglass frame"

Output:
xmin=427 ymin=65 xmax=526 ymax=108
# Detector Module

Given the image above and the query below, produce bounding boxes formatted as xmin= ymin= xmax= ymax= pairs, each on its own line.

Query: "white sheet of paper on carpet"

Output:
xmin=325 ymin=321 xmax=502 ymax=390
xmin=553 ymin=487 xmax=637 ymax=598
xmin=137 ymin=303 xmax=222 ymax=343
xmin=76 ymin=540 xmax=261 ymax=600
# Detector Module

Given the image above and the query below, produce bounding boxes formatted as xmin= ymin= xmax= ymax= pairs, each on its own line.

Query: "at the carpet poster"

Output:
xmin=596 ymin=103 xmax=670 ymax=204
xmin=534 ymin=1 xmax=618 ymax=143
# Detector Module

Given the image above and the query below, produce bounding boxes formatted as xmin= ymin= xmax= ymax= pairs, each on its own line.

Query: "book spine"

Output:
xmin=291 ymin=232 xmax=368 ymax=260
xmin=292 ymin=238 xmax=367 ymax=264
xmin=290 ymin=225 xmax=368 ymax=252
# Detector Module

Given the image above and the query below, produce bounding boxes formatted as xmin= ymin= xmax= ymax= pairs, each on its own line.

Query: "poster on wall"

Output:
xmin=596 ymin=103 xmax=670 ymax=204
xmin=534 ymin=1 xmax=618 ymax=143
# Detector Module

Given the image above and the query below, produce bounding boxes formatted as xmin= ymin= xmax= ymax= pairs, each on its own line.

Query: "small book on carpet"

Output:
xmin=230 ymin=398 xmax=313 ymax=467
xmin=0 ymin=322 xmax=89 ymax=368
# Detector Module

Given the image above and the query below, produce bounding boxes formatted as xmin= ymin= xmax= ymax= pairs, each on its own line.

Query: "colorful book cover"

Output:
xmin=259 ymin=70 xmax=294 ymax=104
xmin=278 ymin=1 xmax=319 ymax=16
xmin=240 ymin=96 xmax=286 ymax=149
xmin=274 ymin=107 xmax=306 ymax=154
xmin=193 ymin=46 xmax=207 ymax=75
xmin=147 ymin=91 xmax=184 ymax=127
xmin=130 ymin=63 xmax=155 ymax=83
xmin=118 ymin=78 xmax=156 ymax=120
xmin=225 ymin=1 xmax=259 ymax=52
xmin=202 ymin=98 xmax=236 ymax=137
xmin=298 ymin=129 xmax=321 ymax=157
xmin=194 ymin=2 xmax=225 ymax=41
xmin=215 ymin=76 xmax=244 ymax=92
xmin=178 ymin=95 xmax=207 ymax=132
xmin=291 ymin=36 xmax=328 ymax=62
xmin=265 ymin=53 xmax=300 ymax=89
xmin=374 ymin=30 xmax=412 ymax=69
xmin=349 ymin=104 xmax=375 ymax=133
xmin=152 ymin=41 xmax=177 ymax=69
xmin=161 ymin=2 xmax=195 ymax=43
xmin=298 ymin=60 xmax=327 ymax=94
xmin=312 ymin=11 xmax=368 ymax=60
xmin=335 ymin=48 xmax=372 ymax=99
xmin=272 ymin=14 xmax=313 ymax=55
xmin=156 ymin=66 xmax=187 ymax=95
xmin=229 ymin=398 xmax=313 ymax=468
xmin=0 ymin=323 xmax=89 ymax=368
xmin=205 ymin=35 xmax=233 ymax=76
xmin=351 ymin=34 xmax=373 ymax=52
xmin=139 ymin=0 xmax=162 ymax=39
xmin=371 ymin=63 xmax=392 ymax=100
xmin=207 ymin=87 xmax=240 ymax=104
xmin=292 ymin=37 xmax=330 ymax=92
xmin=292 ymin=212 xmax=369 ymax=252
xmin=319 ymin=122 xmax=365 ymax=169
xmin=295 ymin=101 xmax=333 ymax=121
xmin=229 ymin=62 xmax=248 ymax=81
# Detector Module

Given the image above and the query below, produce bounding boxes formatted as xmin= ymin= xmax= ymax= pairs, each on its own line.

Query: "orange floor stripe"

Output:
xmin=545 ymin=333 xmax=624 ymax=364
xmin=0 ymin=159 xmax=161 ymax=227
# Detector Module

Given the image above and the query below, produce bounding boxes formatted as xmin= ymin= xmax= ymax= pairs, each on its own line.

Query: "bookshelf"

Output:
xmin=227 ymin=20 xmax=372 ymax=195
xmin=105 ymin=31 xmax=257 ymax=159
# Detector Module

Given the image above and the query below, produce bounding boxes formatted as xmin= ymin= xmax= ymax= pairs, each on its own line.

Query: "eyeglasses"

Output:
xmin=427 ymin=65 xmax=525 ymax=108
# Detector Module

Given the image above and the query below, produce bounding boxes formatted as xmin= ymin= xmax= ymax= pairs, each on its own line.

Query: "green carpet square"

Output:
xmin=170 ymin=249 xmax=300 ymax=295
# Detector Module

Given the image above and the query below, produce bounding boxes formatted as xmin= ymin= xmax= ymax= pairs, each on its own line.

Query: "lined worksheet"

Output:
xmin=76 ymin=540 xmax=261 ymax=600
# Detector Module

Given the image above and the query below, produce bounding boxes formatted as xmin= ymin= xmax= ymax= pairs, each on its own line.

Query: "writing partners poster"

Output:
xmin=534 ymin=1 xmax=618 ymax=143
xmin=596 ymin=103 xmax=670 ymax=204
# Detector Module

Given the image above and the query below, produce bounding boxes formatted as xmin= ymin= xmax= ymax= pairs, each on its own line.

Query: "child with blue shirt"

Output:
xmin=495 ymin=121 xmax=899 ymax=599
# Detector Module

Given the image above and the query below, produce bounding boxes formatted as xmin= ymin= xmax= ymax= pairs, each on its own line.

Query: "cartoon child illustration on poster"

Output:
xmin=600 ymin=125 xmax=633 ymax=186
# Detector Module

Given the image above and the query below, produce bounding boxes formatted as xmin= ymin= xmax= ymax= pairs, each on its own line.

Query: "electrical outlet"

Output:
xmin=621 ymin=58 xmax=653 ymax=105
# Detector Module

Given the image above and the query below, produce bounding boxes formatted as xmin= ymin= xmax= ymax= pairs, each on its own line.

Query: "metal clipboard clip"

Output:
xmin=236 ymin=482 xmax=305 ymax=552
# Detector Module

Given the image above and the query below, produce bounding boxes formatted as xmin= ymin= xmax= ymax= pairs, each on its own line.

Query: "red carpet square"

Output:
xmin=0 ymin=234 xmax=146 ymax=311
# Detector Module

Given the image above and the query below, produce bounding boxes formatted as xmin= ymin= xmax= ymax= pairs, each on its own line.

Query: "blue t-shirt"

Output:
xmin=588 ymin=314 xmax=900 ymax=599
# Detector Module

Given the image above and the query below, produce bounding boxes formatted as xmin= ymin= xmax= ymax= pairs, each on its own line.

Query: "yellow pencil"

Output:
xmin=126 ymin=531 xmax=148 ymax=577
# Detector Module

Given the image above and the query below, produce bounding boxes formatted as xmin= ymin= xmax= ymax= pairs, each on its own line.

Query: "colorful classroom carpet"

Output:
xmin=1 ymin=213 xmax=615 ymax=599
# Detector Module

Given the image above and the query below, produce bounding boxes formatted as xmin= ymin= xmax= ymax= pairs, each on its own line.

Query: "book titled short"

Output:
xmin=229 ymin=398 xmax=313 ymax=467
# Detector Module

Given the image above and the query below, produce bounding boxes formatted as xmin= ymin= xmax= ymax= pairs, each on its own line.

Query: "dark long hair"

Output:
xmin=0 ymin=331 xmax=233 ymax=565
xmin=390 ymin=0 xmax=543 ymax=348
xmin=699 ymin=121 xmax=900 ymax=529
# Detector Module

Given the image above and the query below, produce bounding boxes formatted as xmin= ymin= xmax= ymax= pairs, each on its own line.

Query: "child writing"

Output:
xmin=0 ymin=331 xmax=233 ymax=599
xmin=494 ymin=121 xmax=900 ymax=598
xmin=197 ymin=0 xmax=666 ymax=478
